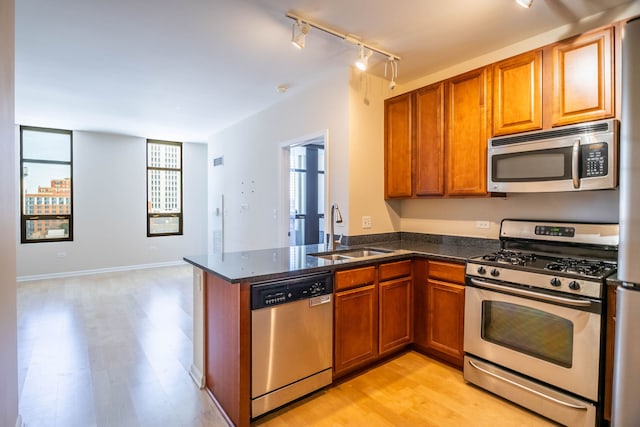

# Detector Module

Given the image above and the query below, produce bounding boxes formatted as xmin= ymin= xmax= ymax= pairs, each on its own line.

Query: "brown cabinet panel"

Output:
xmin=446 ymin=67 xmax=490 ymax=196
xmin=379 ymin=277 xmax=413 ymax=355
xmin=427 ymin=279 xmax=465 ymax=367
xmin=415 ymin=82 xmax=445 ymax=196
xmin=334 ymin=284 xmax=379 ymax=376
xmin=428 ymin=260 xmax=465 ymax=284
xmin=205 ymin=274 xmax=251 ymax=427
xmin=493 ymin=50 xmax=542 ymax=136
xmin=384 ymin=93 xmax=413 ymax=198
xmin=335 ymin=266 xmax=376 ymax=291
xmin=551 ymin=26 xmax=614 ymax=126
xmin=379 ymin=259 xmax=412 ymax=282
xmin=413 ymin=260 xmax=429 ymax=350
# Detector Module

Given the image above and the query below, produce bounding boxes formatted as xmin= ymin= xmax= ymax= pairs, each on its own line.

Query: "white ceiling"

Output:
xmin=15 ymin=0 xmax=637 ymax=142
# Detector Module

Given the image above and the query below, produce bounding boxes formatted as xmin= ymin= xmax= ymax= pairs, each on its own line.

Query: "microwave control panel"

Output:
xmin=581 ymin=142 xmax=608 ymax=177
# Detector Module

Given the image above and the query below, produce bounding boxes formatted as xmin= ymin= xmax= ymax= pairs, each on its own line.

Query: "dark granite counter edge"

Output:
xmin=184 ymin=233 xmax=500 ymax=284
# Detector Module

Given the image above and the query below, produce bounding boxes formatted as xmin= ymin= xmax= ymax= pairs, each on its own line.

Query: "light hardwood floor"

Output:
xmin=18 ymin=265 xmax=557 ymax=427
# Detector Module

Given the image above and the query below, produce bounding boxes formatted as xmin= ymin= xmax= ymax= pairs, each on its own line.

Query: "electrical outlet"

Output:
xmin=362 ymin=216 xmax=372 ymax=229
xmin=476 ymin=221 xmax=490 ymax=229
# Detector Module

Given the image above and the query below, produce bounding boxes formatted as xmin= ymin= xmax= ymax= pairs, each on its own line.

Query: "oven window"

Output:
xmin=493 ymin=151 xmax=568 ymax=181
xmin=481 ymin=301 xmax=573 ymax=368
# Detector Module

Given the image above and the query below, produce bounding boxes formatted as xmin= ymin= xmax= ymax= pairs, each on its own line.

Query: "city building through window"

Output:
xmin=20 ymin=126 xmax=73 ymax=243
xmin=146 ymin=140 xmax=183 ymax=236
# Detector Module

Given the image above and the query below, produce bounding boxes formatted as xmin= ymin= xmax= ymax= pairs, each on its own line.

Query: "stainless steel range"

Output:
xmin=464 ymin=219 xmax=618 ymax=427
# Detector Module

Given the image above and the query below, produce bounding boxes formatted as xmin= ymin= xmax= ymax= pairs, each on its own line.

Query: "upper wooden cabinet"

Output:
xmin=446 ymin=67 xmax=491 ymax=196
xmin=551 ymin=26 xmax=614 ymax=126
xmin=492 ymin=50 xmax=543 ymax=136
xmin=384 ymin=70 xmax=489 ymax=198
xmin=415 ymin=82 xmax=445 ymax=196
xmin=384 ymin=93 xmax=413 ymax=198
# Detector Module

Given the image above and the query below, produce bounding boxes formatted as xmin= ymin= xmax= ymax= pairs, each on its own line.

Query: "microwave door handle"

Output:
xmin=572 ymin=139 xmax=580 ymax=189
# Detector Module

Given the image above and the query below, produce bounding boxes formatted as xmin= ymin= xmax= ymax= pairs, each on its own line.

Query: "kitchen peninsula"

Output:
xmin=184 ymin=235 xmax=498 ymax=427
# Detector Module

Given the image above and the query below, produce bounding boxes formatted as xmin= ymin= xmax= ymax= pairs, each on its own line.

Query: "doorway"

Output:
xmin=287 ymin=137 xmax=325 ymax=246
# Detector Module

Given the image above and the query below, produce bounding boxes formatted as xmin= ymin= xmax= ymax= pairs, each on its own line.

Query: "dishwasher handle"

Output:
xmin=310 ymin=294 xmax=332 ymax=307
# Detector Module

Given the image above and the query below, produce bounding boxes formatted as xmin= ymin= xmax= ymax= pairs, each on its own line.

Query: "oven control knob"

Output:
xmin=490 ymin=269 xmax=500 ymax=277
xmin=477 ymin=266 xmax=486 ymax=275
xmin=550 ymin=278 xmax=561 ymax=287
xmin=569 ymin=281 xmax=581 ymax=290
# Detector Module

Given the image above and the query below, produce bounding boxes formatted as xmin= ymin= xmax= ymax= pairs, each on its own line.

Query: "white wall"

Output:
xmin=0 ymin=0 xmax=18 ymax=425
xmin=209 ymin=69 xmax=350 ymax=252
xmin=16 ymin=131 xmax=208 ymax=278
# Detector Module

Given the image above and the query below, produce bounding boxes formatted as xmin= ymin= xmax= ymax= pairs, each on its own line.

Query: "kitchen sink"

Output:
xmin=310 ymin=248 xmax=393 ymax=261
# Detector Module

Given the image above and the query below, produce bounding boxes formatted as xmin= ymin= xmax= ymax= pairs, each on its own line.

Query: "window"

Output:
xmin=146 ymin=140 xmax=183 ymax=236
xmin=20 ymin=126 xmax=73 ymax=243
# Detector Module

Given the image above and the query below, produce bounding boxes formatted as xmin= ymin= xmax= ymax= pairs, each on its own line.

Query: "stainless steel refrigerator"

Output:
xmin=613 ymin=15 xmax=640 ymax=427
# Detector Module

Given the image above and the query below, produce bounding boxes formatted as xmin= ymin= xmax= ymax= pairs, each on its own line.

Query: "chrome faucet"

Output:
xmin=329 ymin=202 xmax=343 ymax=251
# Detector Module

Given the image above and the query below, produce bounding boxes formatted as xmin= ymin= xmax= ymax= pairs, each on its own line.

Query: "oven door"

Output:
xmin=464 ymin=277 xmax=602 ymax=401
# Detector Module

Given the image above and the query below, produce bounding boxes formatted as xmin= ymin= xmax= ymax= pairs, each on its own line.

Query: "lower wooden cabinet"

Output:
xmin=414 ymin=259 xmax=466 ymax=368
xmin=334 ymin=260 xmax=413 ymax=377
xmin=379 ymin=277 xmax=413 ymax=355
xmin=334 ymin=284 xmax=379 ymax=376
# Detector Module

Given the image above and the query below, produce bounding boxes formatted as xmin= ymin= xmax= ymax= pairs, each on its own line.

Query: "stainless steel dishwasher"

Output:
xmin=251 ymin=272 xmax=333 ymax=418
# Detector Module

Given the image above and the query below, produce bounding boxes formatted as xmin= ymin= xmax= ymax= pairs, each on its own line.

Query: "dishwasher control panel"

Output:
xmin=251 ymin=273 xmax=333 ymax=310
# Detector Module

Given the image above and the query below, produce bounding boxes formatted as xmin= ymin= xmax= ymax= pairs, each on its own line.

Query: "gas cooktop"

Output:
xmin=473 ymin=249 xmax=617 ymax=279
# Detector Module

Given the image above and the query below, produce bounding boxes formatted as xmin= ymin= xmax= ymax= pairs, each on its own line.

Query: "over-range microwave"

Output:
xmin=487 ymin=119 xmax=618 ymax=193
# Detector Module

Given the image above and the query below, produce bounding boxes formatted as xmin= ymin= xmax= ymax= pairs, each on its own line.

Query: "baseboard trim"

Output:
xmin=16 ymin=260 xmax=187 ymax=282
xmin=16 ymin=414 xmax=23 ymax=427
xmin=190 ymin=364 xmax=205 ymax=389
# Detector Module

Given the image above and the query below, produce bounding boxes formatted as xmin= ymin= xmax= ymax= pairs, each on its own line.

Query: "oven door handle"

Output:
xmin=467 ymin=359 xmax=589 ymax=411
xmin=469 ymin=278 xmax=593 ymax=307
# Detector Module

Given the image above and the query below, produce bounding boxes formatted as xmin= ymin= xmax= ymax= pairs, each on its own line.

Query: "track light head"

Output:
xmin=384 ymin=57 xmax=398 ymax=90
xmin=516 ymin=0 xmax=533 ymax=8
xmin=355 ymin=45 xmax=373 ymax=71
xmin=291 ymin=20 xmax=310 ymax=49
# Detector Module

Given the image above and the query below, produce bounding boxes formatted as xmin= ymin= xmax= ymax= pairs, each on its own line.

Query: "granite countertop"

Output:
xmin=184 ymin=235 xmax=500 ymax=283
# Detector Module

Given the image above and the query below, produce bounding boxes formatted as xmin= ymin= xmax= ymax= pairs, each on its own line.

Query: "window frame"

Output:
xmin=146 ymin=139 xmax=183 ymax=237
xmin=19 ymin=126 xmax=74 ymax=244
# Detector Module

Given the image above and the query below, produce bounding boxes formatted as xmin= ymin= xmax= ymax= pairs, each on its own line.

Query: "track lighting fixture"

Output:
xmin=355 ymin=45 xmax=373 ymax=71
xmin=285 ymin=12 xmax=401 ymax=81
xmin=291 ymin=20 xmax=310 ymax=49
xmin=385 ymin=57 xmax=398 ymax=90
xmin=516 ymin=0 xmax=533 ymax=8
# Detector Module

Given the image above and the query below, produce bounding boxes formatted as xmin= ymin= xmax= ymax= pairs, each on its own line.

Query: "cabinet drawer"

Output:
xmin=379 ymin=260 xmax=412 ymax=281
xmin=335 ymin=266 xmax=377 ymax=291
xmin=428 ymin=260 xmax=465 ymax=284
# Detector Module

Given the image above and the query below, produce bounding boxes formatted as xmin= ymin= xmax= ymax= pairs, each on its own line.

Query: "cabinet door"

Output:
xmin=551 ymin=26 xmax=614 ymax=126
xmin=493 ymin=50 xmax=542 ymax=136
xmin=427 ymin=279 xmax=465 ymax=367
xmin=334 ymin=284 xmax=378 ymax=376
xmin=384 ymin=93 xmax=413 ymax=198
xmin=379 ymin=277 xmax=412 ymax=355
xmin=415 ymin=82 xmax=445 ymax=196
xmin=446 ymin=67 xmax=490 ymax=196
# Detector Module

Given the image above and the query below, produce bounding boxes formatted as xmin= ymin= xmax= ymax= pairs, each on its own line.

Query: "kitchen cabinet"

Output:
xmin=550 ymin=26 xmax=614 ymax=127
xmin=414 ymin=259 xmax=466 ymax=368
xmin=446 ymin=67 xmax=491 ymax=196
xmin=604 ymin=284 xmax=617 ymax=422
xmin=492 ymin=50 xmax=542 ymax=136
xmin=415 ymin=82 xmax=445 ymax=196
xmin=379 ymin=260 xmax=413 ymax=355
xmin=384 ymin=93 xmax=413 ymax=198
xmin=383 ymin=68 xmax=489 ymax=198
xmin=334 ymin=266 xmax=378 ymax=376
